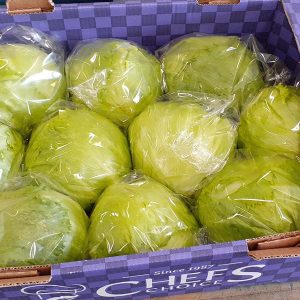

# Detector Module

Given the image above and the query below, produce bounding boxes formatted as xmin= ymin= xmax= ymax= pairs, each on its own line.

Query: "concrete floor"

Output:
xmin=158 ymin=282 xmax=300 ymax=300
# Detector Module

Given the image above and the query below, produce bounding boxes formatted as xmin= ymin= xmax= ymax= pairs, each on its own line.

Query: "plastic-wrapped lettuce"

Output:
xmin=0 ymin=124 xmax=24 ymax=183
xmin=0 ymin=185 xmax=88 ymax=267
xmin=129 ymin=93 xmax=237 ymax=197
xmin=158 ymin=35 xmax=264 ymax=109
xmin=0 ymin=26 xmax=66 ymax=135
xmin=88 ymin=174 xmax=199 ymax=258
xmin=25 ymin=108 xmax=132 ymax=210
xmin=238 ymin=85 xmax=300 ymax=158
xmin=66 ymin=39 xmax=163 ymax=127
xmin=197 ymin=155 xmax=300 ymax=243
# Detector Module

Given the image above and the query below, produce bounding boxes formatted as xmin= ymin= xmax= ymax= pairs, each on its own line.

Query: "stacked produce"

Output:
xmin=0 ymin=25 xmax=299 ymax=267
xmin=0 ymin=26 xmax=66 ymax=136
xmin=238 ymin=84 xmax=300 ymax=158
xmin=197 ymin=155 xmax=300 ymax=243
xmin=0 ymin=184 xmax=88 ymax=267
xmin=129 ymin=93 xmax=237 ymax=197
xmin=25 ymin=108 xmax=132 ymax=210
xmin=88 ymin=174 xmax=199 ymax=258
xmin=66 ymin=39 xmax=163 ymax=127
xmin=159 ymin=35 xmax=264 ymax=109
xmin=0 ymin=124 xmax=24 ymax=183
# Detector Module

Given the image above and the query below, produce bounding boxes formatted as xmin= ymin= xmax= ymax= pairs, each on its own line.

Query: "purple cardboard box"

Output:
xmin=0 ymin=0 xmax=300 ymax=299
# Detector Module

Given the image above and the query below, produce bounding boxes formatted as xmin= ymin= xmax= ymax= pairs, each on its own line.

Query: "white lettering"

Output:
xmin=160 ymin=285 xmax=175 ymax=292
xmin=200 ymin=281 xmax=212 ymax=287
xmin=189 ymin=265 xmax=214 ymax=271
xmin=228 ymin=265 xmax=265 ymax=282
xmin=97 ymin=281 xmax=140 ymax=298
xmin=146 ymin=276 xmax=176 ymax=288
xmin=176 ymin=284 xmax=190 ymax=289
xmin=206 ymin=269 xmax=228 ymax=281
xmin=146 ymin=288 xmax=158 ymax=293
xmin=180 ymin=272 xmax=202 ymax=284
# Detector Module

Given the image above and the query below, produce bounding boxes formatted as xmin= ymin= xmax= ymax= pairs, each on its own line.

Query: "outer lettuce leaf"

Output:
xmin=160 ymin=36 xmax=264 ymax=109
xmin=129 ymin=95 xmax=237 ymax=196
xmin=66 ymin=39 xmax=163 ymax=127
xmin=238 ymin=85 xmax=300 ymax=158
xmin=197 ymin=155 xmax=300 ymax=242
xmin=0 ymin=123 xmax=24 ymax=183
xmin=0 ymin=185 xmax=88 ymax=267
xmin=0 ymin=44 xmax=66 ymax=135
xmin=88 ymin=174 xmax=199 ymax=258
xmin=25 ymin=109 xmax=132 ymax=210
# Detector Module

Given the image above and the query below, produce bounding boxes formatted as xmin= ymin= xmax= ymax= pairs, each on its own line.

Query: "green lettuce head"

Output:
xmin=0 ymin=185 xmax=88 ymax=267
xmin=159 ymin=35 xmax=264 ymax=109
xmin=88 ymin=174 xmax=199 ymax=258
xmin=129 ymin=93 xmax=237 ymax=196
xmin=0 ymin=43 xmax=66 ymax=135
xmin=66 ymin=39 xmax=163 ymax=127
xmin=0 ymin=124 xmax=24 ymax=183
xmin=197 ymin=155 xmax=300 ymax=243
xmin=238 ymin=85 xmax=300 ymax=158
xmin=25 ymin=108 xmax=132 ymax=210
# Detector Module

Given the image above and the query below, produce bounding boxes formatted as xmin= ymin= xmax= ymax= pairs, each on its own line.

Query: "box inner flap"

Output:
xmin=248 ymin=231 xmax=300 ymax=260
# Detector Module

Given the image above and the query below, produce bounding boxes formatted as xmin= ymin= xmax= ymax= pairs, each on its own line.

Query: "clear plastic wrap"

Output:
xmin=0 ymin=25 xmax=66 ymax=136
xmin=66 ymin=39 xmax=163 ymax=127
xmin=88 ymin=173 xmax=199 ymax=258
xmin=0 ymin=123 xmax=24 ymax=183
xmin=0 ymin=181 xmax=88 ymax=267
xmin=238 ymin=84 xmax=300 ymax=159
xmin=197 ymin=154 xmax=300 ymax=243
xmin=157 ymin=34 xmax=264 ymax=110
xmin=129 ymin=92 xmax=237 ymax=197
xmin=247 ymin=35 xmax=292 ymax=85
xmin=25 ymin=106 xmax=132 ymax=210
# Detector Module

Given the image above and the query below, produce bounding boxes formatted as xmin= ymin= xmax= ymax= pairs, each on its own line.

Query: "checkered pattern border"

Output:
xmin=0 ymin=0 xmax=298 ymax=69
xmin=0 ymin=0 xmax=111 ymax=4
xmin=2 ymin=240 xmax=300 ymax=299
xmin=0 ymin=0 xmax=298 ymax=68
xmin=0 ymin=1 xmax=300 ymax=298
xmin=268 ymin=1 xmax=300 ymax=73
xmin=283 ymin=0 xmax=300 ymax=50
xmin=0 ymin=1 xmax=286 ymax=51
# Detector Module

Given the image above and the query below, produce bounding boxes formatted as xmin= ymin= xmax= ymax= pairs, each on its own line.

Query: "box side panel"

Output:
xmin=1 ymin=0 xmax=297 ymax=70
xmin=0 ymin=1 xmax=299 ymax=299
xmin=0 ymin=241 xmax=249 ymax=299
xmin=282 ymin=0 xmax=300 ymax=50
xmin=0 ymin=0 xmax=276 ymax=52
xmin=267 ymin=1 xmax=300 ymax=73
xmin=2 ymin=241 xmax=300 ymax=299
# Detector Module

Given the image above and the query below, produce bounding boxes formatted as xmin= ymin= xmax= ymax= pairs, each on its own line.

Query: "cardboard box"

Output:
xmin=0 ymin=0 xmax=299 ymax=299
xmin=0 ymin=0 xmax=112 ymax=12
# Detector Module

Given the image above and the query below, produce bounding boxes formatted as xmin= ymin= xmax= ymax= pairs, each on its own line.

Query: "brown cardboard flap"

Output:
xmin=7 ymin=0 xmax=54 ymax=15
xmin=198 ymin=0 xmax=240 ymax=4
xmin=0 ymin=265 xmax=51 ymax=287
xmin=248 ymin=231 xmax=300 ymax=260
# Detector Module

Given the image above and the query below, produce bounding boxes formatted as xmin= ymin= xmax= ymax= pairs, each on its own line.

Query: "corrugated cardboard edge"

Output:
xmin=7 ymin=0 xmax=54 ymax=15
xmin=198 ymin=0 xmax=240 ymax=4
xmin=0 ymin=265 xmax=51 ymax=287
xmin=247 ymin=231 xmax=300 ymax=260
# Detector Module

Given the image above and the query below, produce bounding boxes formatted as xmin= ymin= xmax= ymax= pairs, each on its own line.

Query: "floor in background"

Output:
xmin=158 ymin=281 xmax=300 ymax=300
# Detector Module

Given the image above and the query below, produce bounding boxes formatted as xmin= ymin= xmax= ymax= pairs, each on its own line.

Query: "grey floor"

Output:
xmin=158 ymin=282 xmax=300 ymax=300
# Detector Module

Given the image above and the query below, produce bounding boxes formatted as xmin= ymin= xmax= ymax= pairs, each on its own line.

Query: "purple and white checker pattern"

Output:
xmin=0 ymin=0 xmax=300 ymax=299
xmin=269 ymin=1 xmax=300 ymax=73
xmin=2 ymin=241 xmax=300 ymax=299
xmin=0 ymin=0 xmax=299 ymax=69
xmin=283 ymin=0 xmax=300 ymax=51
